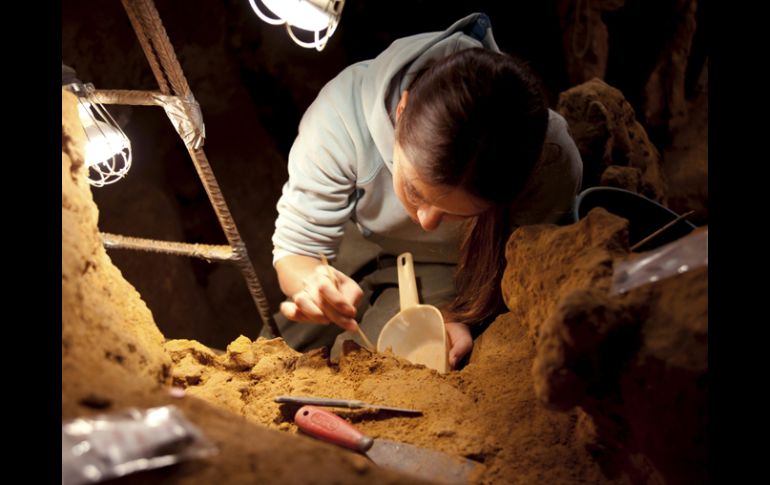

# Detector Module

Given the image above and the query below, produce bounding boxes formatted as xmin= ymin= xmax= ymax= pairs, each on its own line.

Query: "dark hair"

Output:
xmin=395 ymin=47 xmax=548 ymax=325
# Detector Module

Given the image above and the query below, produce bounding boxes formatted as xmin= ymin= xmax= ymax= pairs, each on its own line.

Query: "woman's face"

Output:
xmin=392 ymin=142 xmax=490 ymax=231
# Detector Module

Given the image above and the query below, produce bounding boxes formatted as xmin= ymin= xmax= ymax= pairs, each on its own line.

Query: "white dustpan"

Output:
xmin=377 ymin=253 xmax=449 ymax=373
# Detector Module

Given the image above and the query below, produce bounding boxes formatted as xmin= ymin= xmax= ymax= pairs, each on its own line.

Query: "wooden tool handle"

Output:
xmin=629 ymin=210 xmax=697 ymax=251
xmin=397 ymin=252 xmax=419 ymax=311
xmin=295 ymin=406 xmax=374 ymax=452
xmin=319 ymin=254 xmax=338 ymax=289
xmin=319 ymin=253 xmax=375 ymax=351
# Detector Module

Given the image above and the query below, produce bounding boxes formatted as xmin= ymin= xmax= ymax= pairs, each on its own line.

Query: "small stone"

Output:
xmin=168 ymin=387 xmax=186 ymax=398
xmin=348 ymin=453 xmax=370 ymax=474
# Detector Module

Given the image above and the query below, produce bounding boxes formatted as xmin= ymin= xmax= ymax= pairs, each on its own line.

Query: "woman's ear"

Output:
xmin=396 ymin=90 xmax=409 ymax=121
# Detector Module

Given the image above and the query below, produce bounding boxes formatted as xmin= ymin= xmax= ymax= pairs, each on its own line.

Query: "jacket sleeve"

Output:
xmin=271 ymin=82 xmax=359 ymax=266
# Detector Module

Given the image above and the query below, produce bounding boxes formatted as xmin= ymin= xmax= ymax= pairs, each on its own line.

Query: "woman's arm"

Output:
xmin=271 ymin=69 xmax=368 ymax=332
xmin=275 ymin=254 xmax=363 ymax=332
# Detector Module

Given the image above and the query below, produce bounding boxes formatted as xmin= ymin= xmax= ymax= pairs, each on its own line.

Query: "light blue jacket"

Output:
xmin=272 ymin=13 xmax=583 ymax=265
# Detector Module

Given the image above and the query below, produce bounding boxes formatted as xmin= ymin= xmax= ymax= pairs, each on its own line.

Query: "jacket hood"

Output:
xmin=359 ymin=13 xmax=500 ymax=171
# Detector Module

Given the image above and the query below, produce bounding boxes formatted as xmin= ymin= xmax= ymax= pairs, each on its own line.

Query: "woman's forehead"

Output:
xmin=394 ymin=144 xmax=490 ymax=216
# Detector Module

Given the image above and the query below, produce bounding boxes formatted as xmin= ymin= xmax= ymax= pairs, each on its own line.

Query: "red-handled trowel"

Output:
xmin=294 ymin=405 xmax=479 ymax=484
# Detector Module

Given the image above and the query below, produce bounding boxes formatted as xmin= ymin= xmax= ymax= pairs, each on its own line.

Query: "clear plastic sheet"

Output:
xmin=62 ymin=405 xmax=217 ymax=484
xmin=611 ymin=228 xmax=708 ymax=295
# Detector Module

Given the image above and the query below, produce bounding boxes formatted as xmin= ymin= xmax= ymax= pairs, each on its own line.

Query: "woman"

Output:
xmin=270 ymin=13 xmax=582 ymax=368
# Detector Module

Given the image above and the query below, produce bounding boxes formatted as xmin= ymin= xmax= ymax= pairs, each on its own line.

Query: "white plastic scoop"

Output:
xmin=377 ymin=252 xmax=449 ymax=373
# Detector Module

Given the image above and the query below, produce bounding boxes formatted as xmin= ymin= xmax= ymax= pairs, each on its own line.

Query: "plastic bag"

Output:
xmin=611 ymin=228 xmax=708 ymax=295
xmin=62 ymin=405 xmax=217 ymax=484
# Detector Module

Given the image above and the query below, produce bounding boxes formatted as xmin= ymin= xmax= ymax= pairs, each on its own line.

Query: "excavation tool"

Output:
xmin=275 ymin=395 xmax=422 ymax=414
xmin=377 ymin=252 xmax=449 ymax=372
xmin=294 ymin=405 xmax=479 ymax=484
xmin=320 ymin=253 xmax=376 ymax=351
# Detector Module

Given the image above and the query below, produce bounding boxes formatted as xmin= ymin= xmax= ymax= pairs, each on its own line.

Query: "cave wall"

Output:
xmin=62 ymin=89 xmax=172 ymax=417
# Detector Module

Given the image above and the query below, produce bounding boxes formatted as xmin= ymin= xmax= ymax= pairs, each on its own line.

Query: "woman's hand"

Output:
xmin=279 ymin=263 xmax=364 ymax=332
xmin=445 ymin=322 xmax=473 ymax=369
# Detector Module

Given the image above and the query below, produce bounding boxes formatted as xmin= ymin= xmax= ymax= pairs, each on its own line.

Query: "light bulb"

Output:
xmin=249 ymin=0 xmax=344 ymax=51
xmin=75 ymin=99 xmax=132 ymax=187
xmin=62 ymin=65 xmax=133 ymax=187
xmin=78 ymin=104 xmax=129 ymax=168
xmin=261 ymin=0 xmax=330 ymax=31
